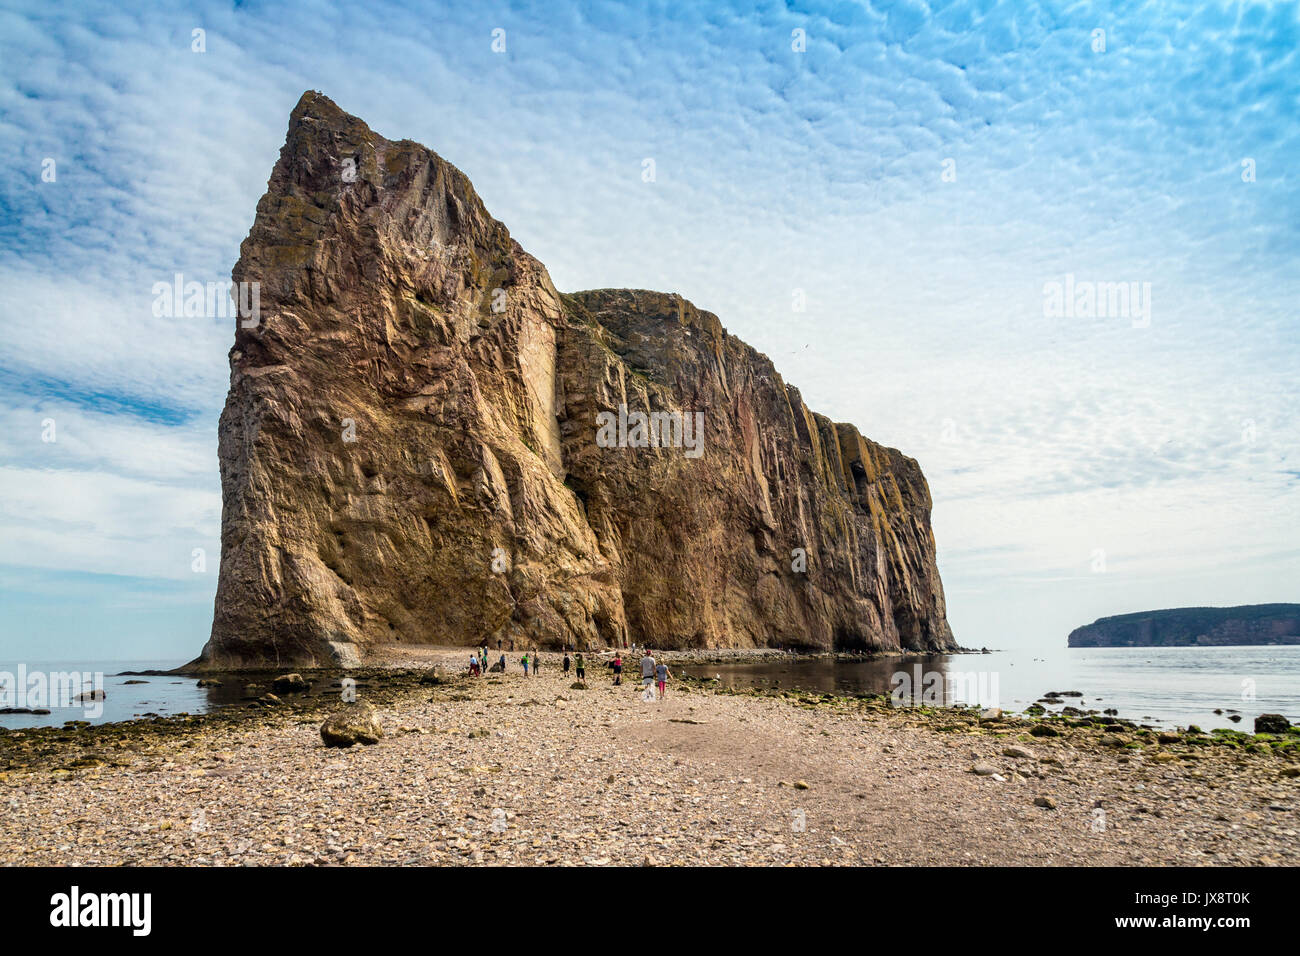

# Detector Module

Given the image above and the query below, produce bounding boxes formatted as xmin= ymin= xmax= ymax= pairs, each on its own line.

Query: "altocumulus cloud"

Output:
xmin=0 ymin=0 xmax=1296 ymax=656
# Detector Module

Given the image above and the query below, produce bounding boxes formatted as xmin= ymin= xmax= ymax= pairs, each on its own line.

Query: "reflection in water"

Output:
xmin=678 ymin=655 xmax=998 ymax=709
xmin=678 ymin=655 xmax=964 ymax=699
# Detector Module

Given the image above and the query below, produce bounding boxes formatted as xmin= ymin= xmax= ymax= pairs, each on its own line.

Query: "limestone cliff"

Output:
xmin=196 ymin=92 xmax=954 ymax=668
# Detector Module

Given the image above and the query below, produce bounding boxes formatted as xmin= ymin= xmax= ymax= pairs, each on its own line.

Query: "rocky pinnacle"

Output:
xmin=195 ymin=91 xmax=955 ymax=669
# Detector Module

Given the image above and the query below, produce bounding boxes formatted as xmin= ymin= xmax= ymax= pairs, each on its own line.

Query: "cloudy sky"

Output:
xmin=2 ymin=0 xmax=1296 ymax=661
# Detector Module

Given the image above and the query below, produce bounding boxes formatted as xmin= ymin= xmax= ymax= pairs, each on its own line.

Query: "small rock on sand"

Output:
xmin=273 ymin=673 xmax=309 ymax=694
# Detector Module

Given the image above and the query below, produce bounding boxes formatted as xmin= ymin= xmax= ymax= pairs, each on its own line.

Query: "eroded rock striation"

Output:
xmin=195 ymin=92 xmax=954 ymax=669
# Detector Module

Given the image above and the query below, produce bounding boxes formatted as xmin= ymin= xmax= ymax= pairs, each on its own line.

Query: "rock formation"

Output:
xmin=1068 ymin=604 xmax=1300 ymax=648
xmin=194 ymin=92 xmax=954 ymax=669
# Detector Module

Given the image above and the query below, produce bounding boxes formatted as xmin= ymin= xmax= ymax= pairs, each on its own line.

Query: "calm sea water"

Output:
xmin=1 ymin=647 xmax=1297 ymax=731
xmin=0 ymin=660 xmax=198 ymax=729
xmin=678 ymin=646 xmax=1300 ymax=732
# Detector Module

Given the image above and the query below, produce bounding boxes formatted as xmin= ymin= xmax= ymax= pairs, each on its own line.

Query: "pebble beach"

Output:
xmin=2 ymin=649 xmax=1298 ymax=867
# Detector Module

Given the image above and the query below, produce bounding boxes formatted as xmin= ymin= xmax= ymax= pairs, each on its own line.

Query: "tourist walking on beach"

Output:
xmin=575 ymin=652 xmax=585 ymax=682
xmin=533 ymin=650 xmax=542 ymax=676
xmin=611 ymin=653 xmax=623 ymax=685
xmin=656 ymin=660 xmax=671 ymax=700
xmin=522 ymin=652 xmax=530 ymax=676
xmin=563 ymin=652 xmax=571 ymax=676
xmin=498 ymin=653 xmax=506 ymax=672
xmin=640 ymin=649 xmax=656 ymax=693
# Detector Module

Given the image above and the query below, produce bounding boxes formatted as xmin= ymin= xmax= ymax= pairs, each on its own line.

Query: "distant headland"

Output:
xmin=1068 ymin=604 xmax=1300 ymax=648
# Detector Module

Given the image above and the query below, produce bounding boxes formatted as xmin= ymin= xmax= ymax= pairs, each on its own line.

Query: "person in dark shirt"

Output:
xmin=640 ymin=651 xmax=656 ymax=693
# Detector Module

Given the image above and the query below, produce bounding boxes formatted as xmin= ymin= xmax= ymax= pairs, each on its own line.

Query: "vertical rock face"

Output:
xmin=197 ymin=92 xmax=954 ymax=669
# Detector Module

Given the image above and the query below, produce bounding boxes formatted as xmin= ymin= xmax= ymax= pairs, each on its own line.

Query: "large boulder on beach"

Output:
xmin=190 ymin=91 xmax=954 ymax=669
xmin=1255 ymin=713 xmax=1291 ymax=735
xmin=320 ymin=702 xmax=384 ymax=747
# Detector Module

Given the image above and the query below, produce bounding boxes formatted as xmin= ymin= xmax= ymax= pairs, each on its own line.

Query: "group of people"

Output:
xmin=465 ymin=645 xmax=672 ymax=699
xmin=467 ymin=646 xmax=507 ymax=676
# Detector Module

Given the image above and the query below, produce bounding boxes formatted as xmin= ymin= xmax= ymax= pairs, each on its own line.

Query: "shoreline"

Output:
xmin=2 ymin=649 xmax=1297 ymax=866
xmin=159 ymin=643 xmax=991 ymax=676
xmin=3 ymin=643 xmax=1288 ymax=737
xmin=0 ymin=643 xmax=1282 ymax=734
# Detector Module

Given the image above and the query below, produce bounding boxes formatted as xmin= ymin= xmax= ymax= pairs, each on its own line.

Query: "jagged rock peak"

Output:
xmin=197 ymin=92 xmax=954 ymax=669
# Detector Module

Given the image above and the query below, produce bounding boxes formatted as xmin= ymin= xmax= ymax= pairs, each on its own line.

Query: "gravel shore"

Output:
xmin=2 ymin=649 xmax=1297 ymax=866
